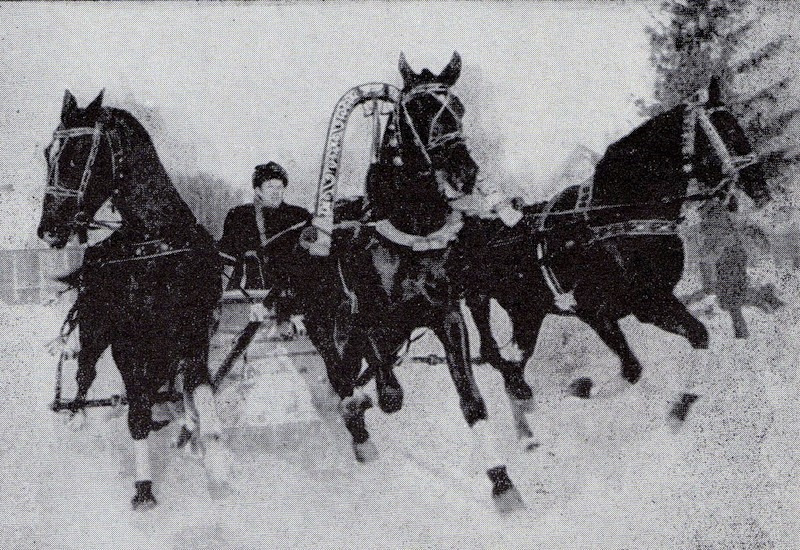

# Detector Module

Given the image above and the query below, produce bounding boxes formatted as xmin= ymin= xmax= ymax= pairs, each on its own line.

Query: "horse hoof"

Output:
xmin=202 ymin=434 xmax=230 ymax=486
xmin=150 ymin=419 xmax=170 ymax=432
xmin=131 ymin=481 xmax=157 ymax=511
xmin=487 ymin=466 xmax=525 ymax=513
xmin=353 ymin=440 xmax=379 ymax=463
xmin=65 ymin=409 xmax=88 ymax=431
xmin=377 ymin=374 xmax=403 ymax=414
xmin=503 ymin=369 xmax=533 ymax=401
xmin=341 ymin=392 xmax=373 ymax=416
xmin=622 ymin=364 xmax=642 ymax=385
xmin=669 ymin=393 xmax=699 ymax=424
xmin=569 ymin=377 xmax=593 ymax=399
xmin=511 ymin=397 xmax=536 ymax=414
xmin=519 ymin=436 xmax=540 ymax=453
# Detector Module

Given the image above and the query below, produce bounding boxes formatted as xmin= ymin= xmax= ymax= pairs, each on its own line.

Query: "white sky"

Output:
xmin=0 ymin=0 xmax=658 ymax=245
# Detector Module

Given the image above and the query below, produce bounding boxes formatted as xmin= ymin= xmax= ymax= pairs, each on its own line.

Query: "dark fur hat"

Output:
xmin=253 ymin=162 xmax=288 ymax=187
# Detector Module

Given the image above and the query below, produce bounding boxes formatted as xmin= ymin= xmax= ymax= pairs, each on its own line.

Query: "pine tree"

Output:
xmin=640 ymin=0 xmax=799 ymax=202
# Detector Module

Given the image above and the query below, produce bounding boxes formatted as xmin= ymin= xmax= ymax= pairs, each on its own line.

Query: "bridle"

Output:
xmin=44 ymin=118 xmax=123 ymax=230
xmin=43 ymin=117 xmax=193 ymax=264
xmin=681 ymin=90 xmax=759 ymax=204
xmin=394 ymin=83 xmax=465 ymax=167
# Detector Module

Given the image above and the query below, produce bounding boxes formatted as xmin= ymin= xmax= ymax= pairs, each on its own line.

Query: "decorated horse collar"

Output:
xmin=374 ymin=210 xmax=464 ymax=251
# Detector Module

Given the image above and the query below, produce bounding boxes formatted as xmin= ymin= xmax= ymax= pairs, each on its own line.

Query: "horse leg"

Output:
xmin=432 ymin=307 xmax=525 ymax=513
xmin=727 ymin=306 xmax=749 ymax=339
xmin=465 ymin=292 xmax=501 ymax=365
xmin=635 ymin=294 xmax=709 ymax=424
xmin=495 ymin=305 xmax=544 ymax=449
xmin=364 ymin=326 xmax=405 ymax=414
xmin=111 ymin=343 xmax=158 ymax=510
xmin=65 ymin=334 xmax=109 ymax=430
xmin=181 ymin=339 xmax=229 ymax=492
xmin=307 ymin=319 xmax=376 ymax=462
xmin=580 ymin=313 xmax=644 ymax=387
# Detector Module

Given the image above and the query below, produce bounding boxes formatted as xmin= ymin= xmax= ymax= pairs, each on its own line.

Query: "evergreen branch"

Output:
xmin=731 ymin=77 xmax=794 ymax=105
xmin=734 ymin=38 xmax=788 ymax=74
xmin=726 ymin=19 xmax=756 ymax=47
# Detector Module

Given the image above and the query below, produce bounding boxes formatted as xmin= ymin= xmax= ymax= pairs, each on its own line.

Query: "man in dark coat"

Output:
xmin=218 ymin=162 xmax=311 ymax=338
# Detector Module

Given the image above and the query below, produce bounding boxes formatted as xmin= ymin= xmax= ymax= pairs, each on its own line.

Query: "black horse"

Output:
xmin=292 ymin=53 xmax=529 ymax=511
xmin=465 ymin=80 xmax=770 ymax=422
xmin=37 ymin=91 xmax=228 ymax=509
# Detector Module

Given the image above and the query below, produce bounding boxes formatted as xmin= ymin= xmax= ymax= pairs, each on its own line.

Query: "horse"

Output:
xmin=463 ymin=78 xmax=770 ymax=422
xmin=37 ymin=90 xmax=228 ymax=510
xmin=291 ymin=53 xmax=530 ymax=512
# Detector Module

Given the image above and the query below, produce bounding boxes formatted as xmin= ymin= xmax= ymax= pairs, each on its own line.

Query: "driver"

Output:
xmin=218 ymin=162 xmax=311 ymax=338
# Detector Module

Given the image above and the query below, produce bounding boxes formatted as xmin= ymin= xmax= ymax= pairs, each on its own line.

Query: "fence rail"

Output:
xmin=0 ymin=248 xmax=83 ymax=305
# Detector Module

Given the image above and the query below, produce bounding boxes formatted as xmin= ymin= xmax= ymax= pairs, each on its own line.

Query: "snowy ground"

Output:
xmin=1 ymin=270 xmax=798 ymax=549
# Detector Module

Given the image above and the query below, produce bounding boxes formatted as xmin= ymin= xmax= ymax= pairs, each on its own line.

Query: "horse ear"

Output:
xmin=438 ymin=52 xmax=461 ymax=86
xmin=399 ymin=52 xmax=418 ymax=88
xmin=61 ymin=90 xmax=78 ymax=122
xmin=86 ymin=89 xmax=105 ymax=117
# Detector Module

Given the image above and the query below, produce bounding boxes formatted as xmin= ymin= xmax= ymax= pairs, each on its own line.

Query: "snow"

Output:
xmin=1 ymin=278 xmax=798 ymax=549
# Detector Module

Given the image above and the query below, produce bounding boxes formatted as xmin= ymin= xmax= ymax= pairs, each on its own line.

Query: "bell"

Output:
xmin=393 ymin=156 xmax=403 ymax=166
xmin=388 ymin=137 xmax=398 ymax=148
xmin=683 ymin=164 xmax=693 ymax=173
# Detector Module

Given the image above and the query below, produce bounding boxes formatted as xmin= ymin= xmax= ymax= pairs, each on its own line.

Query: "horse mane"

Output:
xmin=106 ymin=108 xmax=200 ymax=241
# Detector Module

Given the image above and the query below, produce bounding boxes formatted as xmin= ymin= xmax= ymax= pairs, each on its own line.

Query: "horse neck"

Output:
xmin=109 ymin=115 xmax=199 ymax=241
xmin=592 ymin=106 xmax=689 ymax=220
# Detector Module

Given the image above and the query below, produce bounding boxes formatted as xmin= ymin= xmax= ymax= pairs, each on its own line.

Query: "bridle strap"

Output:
xmin=683 ymin=101 xmax=759 ymax=204
xmin=76 ymin=123 xmax=103 ymax=210
xmin=45 ymin=121 xmax=123 ymax=230
xmin=46 ymin=122 xmax=104 ymax=207
xmin=399 ymin=83 xmax=464 ymax=166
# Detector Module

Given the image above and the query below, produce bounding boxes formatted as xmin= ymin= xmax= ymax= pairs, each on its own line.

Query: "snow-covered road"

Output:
xmin=1 ymin=281 xmax=797 ymax=549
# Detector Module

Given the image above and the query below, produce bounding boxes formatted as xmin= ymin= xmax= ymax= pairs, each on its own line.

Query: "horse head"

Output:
xmin=39 ymin=90 xmax=195 ymax=249
xmin=690 ymin=77 xmax=770 ymax=209
xmin=387 ymin=52 xmax=478 ymax=206
xmin=38 ymin=90 xmax=116 ymax=248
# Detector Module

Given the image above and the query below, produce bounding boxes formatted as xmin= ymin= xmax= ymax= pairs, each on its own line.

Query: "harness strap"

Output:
xmin=337 ymin=259 xmax=359 ymax=314
xmin=254 ymin=203 xmax=268 ymax=247
xmin=100 ymin=239 xmax=192 ymax=266
xmin=590 ymin=219 xmax=680 ymax=243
